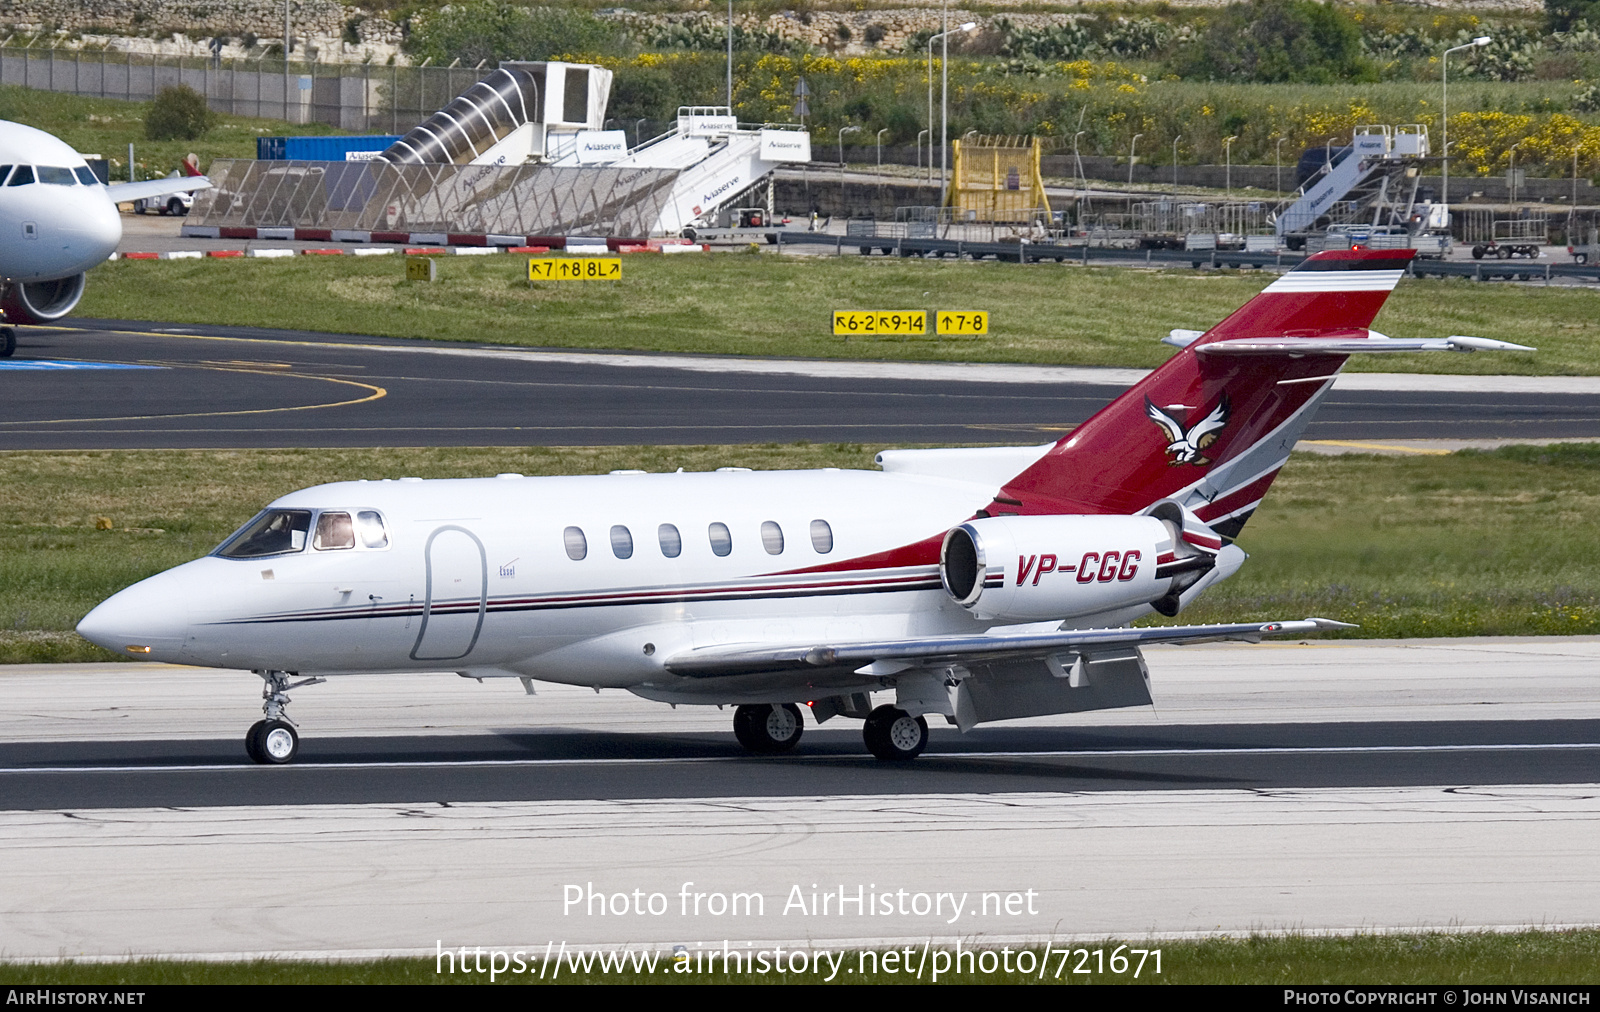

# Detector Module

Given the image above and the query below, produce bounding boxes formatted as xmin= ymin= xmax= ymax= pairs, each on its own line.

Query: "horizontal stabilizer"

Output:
xmin=665 ymin=617 xmax=1355 ymax=677
xmin=1198 ymin=335 xmax=1535 ymax=356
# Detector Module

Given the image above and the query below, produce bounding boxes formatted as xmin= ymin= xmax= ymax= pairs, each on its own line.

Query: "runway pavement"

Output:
xmin=3 ymin=318 xmax=1598 ymax=449
xmin=1 ymin=638 xmax=1598 ymax=956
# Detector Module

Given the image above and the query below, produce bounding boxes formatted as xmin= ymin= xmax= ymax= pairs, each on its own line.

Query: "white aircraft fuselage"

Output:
xmin=0 ymin=119 xmax=209 ymax=341
xmin=0 ymin=121 xmax=120 ymax=279
xmin=81 ymin=461 xmax=1193 ymax=701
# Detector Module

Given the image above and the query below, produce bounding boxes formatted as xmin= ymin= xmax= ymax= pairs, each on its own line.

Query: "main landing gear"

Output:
xmin=244 ymin=670 xmax=323 ymax=765
xmin=0 ymin=326 xmax=15 ymax=358
xmin=732 ymin=702 xmax=804 ymax=753
xmin=730 ymin=701 xmax=930 ymax=761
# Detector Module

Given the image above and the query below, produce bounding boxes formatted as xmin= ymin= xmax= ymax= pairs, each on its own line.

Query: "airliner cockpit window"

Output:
xmin=356 ymin=511 xmax=388 ymax=549
xmin=37 ymin=166 xmax=76 ymax=185
xmin=7 ymin=166 xmax=33 ymax=186
xmin=216 ymin=510 xmax=313 ymax=558
xmin=314 ymin=511 xmax=355 ymax=550
xmin=74 ymin=166 xmax=97 ymax=185
xmin=0 ymin=166 xmax=13 ymax=185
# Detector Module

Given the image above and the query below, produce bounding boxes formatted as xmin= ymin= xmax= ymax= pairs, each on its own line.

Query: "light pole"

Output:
xmin=1275 ymin=136 xmax=1286 ymax=194
xmin=928 ymin=21 xmax=976 ymax=204
xmin=917 ymin=128 xmax=929 ymax=182
xmin=839 ymin=124 xmax=860 ymax=211
xmin=1508 ymin=141 xmax=1520 ymax=205
xmin=635 ymin=117 xmax=647 ymax=148
xmin=1572 ymin=144 xmax=1583 ymax=244
xmin=1443 ymin=36 xmax=1492 ymax=229
xmin=1127 ymin=133 xmax=1142 ymax=189
xmin=1172 ymin=134 xmax=1181 ymax=196
xmin=726 ymin=0 xmax=734 ymax=109
xmin=1223 ymin=135 xmax=1237 ymax=198
xmin=877 ymin=127 xmax=888 ymax=175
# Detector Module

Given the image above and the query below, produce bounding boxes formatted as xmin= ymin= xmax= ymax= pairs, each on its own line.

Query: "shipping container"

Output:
xmin=256 ymin=136 xmax=401 ymax=161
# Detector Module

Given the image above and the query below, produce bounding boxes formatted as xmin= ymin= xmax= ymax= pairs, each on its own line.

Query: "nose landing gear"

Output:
xmin=244 ymin=670 xmax=324 ymax=765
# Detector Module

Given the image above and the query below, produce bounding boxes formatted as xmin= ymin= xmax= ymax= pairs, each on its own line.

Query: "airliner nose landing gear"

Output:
xmin=244 ymin=670 xmax=324 ymax=765
xmin=732 ymin=702 xmax=804 ymax=754
xmin=863 ymin=705 xmax=928 ymax=761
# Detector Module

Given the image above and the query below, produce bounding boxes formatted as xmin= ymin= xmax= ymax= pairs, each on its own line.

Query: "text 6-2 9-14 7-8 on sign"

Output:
xmin=529 ymin=258 xmax=622 ymax=281
xmin=832 ymin=310 xmax=927 ymax=336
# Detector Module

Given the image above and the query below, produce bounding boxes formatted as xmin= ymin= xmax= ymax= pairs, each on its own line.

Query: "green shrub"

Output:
xmin=1167 ymin=0 xmax=1374 ymax=84
xmin=405 ymin=3 xmax=625 ymax=66
xmin=144 ymin=85 xmax=212 ymax=141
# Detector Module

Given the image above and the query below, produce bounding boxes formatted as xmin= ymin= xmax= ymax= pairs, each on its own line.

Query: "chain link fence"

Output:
xmin=0 ymin=45 xmax=499 ymax=132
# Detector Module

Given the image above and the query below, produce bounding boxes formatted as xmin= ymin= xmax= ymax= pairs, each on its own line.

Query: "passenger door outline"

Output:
xmin=410 ymin=525 xmax=488 ymax=661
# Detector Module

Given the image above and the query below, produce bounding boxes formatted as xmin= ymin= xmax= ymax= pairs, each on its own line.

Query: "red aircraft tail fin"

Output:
xmin=992 ymin=248 xmax=1413 ymax=536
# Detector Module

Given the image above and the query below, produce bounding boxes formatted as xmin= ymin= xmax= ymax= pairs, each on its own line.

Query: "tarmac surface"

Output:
xmin=4 ymin=318 xmax=1599 ymax=450
xmin=1 ymin=638 xmax=1597 ymax=955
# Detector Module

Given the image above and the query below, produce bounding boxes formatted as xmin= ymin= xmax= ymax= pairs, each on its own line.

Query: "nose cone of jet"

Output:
xmin=79 ymin=191 xmax=123 ymax=263
xmin=77 ymin=568 xmax=192 ymax=662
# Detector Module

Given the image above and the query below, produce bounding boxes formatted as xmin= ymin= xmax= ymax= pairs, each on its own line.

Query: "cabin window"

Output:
xmin=216 ymin=509 xmax=313 ymax=558
xmin=760 ymin=521 xmax=784 ymax=555
xmin=7 ymin=165 xmax=33 ymax=187
xmin=37 ymin=166 xmax=75 ymax=186
xmin=314 ymin=511 xmax=355 ymax=550
xmin=610 ymin=525 xmax=634 ymax=559
xmin=74 ymin=166 xmax=97 ymax=185
xmin=563 ymin=526 xmax=587 ymax=561
xmin=810 ymin=519 xmax=834 ymax=554
xmin=658 ymin=523 xmax=682 ymax=558
xmin=708 ymin=522 xmax=733 ymax=557
xmin=355 ymin=510 xmax=388 ymax=549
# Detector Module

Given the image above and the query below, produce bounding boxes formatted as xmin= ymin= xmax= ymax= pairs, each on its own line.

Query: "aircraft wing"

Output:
xmin=664 ymin=617 xmax=1354 ymax=677
xmin=106 ymin=176 xmax=213 ymax=204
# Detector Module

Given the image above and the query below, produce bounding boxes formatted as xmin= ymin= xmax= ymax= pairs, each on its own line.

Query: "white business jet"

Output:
xmin=0 ymin=119 xmax=211 ymax=356
xmin=77 ymin=250 xmax=1532 ymax=764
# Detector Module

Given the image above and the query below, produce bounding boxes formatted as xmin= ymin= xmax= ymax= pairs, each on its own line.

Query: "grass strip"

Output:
xmin=3 ymin=930 xmax=1598 ymax=984
xmin=77 ymin=254 xmax=1585 ymax=375
xmin=3 ymin=442 xmax=1600 ymax=664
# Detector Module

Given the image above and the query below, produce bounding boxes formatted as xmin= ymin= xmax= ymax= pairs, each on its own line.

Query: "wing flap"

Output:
xmin=664 ymin=617 xmax=1355 ymax=678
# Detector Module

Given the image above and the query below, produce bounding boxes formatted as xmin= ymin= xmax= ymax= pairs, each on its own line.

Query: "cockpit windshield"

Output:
xmin=216 ymin=510 xmax=314 ymax=558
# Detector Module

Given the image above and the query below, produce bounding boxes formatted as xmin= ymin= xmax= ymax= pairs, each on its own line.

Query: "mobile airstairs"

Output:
xmin=186 ymin=64 xmax=811 ymax=240
xmin=1273 ymin=125 xmax=1444 ymax=251
xmin=378 ymin=64 xmax=810 ymax=236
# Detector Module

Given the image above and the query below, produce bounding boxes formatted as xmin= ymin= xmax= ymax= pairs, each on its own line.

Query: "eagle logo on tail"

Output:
xmin=1146 ymin=393 xmax=1230 ymax=466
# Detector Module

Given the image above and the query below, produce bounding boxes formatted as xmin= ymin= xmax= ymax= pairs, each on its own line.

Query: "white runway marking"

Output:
xmin=113 ymin=325 xmax=1600 ymax=393
xmin=3 ymin=741 xmax=1598 ymax=776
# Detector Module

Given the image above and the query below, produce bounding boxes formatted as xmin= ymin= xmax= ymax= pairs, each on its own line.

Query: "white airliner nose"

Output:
xmin=83 ymin=192 xmax=123 ymax=260
xmin=77 ymin=568 xmax=193 ymax=661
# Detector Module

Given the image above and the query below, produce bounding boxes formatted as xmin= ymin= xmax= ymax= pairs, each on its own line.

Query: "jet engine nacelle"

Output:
xmin=940 ymin=514 xmax=1171 ymax=622
xmin=2 ymin=273 xmax=87 ymax=324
